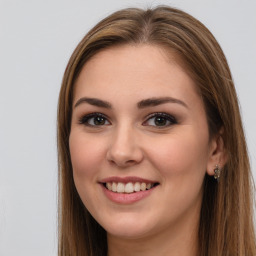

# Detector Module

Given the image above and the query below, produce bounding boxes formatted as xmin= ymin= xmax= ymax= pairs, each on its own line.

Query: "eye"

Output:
xmin=143 ymin=113 xmax=177 ymax=127
xmin=79 ymin=113 xmax=110 ymax=126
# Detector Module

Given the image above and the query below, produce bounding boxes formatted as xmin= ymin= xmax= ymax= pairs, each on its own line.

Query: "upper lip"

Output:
xmin=99 ymin=176 xmax=159 ymax=184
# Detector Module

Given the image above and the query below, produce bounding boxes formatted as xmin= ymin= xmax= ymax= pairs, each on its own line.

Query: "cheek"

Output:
xmin=146 ymin=128 xmax=210 ymax=178
xmin=69 ymin=131 xmax=105 ymax=180
xmin=69 ymin=131 xmax=106 ymax=209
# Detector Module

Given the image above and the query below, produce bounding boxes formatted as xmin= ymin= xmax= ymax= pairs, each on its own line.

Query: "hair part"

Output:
xmin=57 ymin=6 xmax=256 ymax=255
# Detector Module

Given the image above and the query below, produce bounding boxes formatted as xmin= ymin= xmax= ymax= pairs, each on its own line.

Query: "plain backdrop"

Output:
xmin=0 ymin=0 xmax=255 ymax=255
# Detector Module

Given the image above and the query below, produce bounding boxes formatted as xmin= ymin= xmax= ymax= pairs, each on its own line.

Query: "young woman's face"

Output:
xmin=69 ymin=45 xmax=217 ymax=239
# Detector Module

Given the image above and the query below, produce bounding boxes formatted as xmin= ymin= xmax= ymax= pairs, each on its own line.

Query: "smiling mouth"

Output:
xmin=103 ymin=182 xmax=159 ymax=194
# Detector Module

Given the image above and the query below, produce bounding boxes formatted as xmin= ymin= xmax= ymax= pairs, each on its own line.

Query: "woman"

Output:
xmin=57 ymin=6 xmax=256 ymax=256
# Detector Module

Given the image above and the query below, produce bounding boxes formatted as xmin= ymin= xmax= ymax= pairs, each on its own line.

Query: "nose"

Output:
xmin=106 ymin=125 xmax=143 ymax=168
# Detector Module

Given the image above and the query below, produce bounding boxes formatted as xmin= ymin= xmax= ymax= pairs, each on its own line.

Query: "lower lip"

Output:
xmin=101 ymin=185 xmax=156 ymax=204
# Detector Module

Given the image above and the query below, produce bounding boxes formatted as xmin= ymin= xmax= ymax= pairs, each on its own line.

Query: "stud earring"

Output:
xmin=214 ymin=165 xmax=221 ymax=181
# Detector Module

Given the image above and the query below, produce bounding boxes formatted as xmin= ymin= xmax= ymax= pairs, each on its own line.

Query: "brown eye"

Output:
xmin=79 ymin=113 xmax=110 ymax=126
xmin=143 ymin=113 xmax=177 ymax=128
xmin=93 ymin=116 xmax=106 ymax=125
xmin=154 ymin=116 xmax=168 ymax=126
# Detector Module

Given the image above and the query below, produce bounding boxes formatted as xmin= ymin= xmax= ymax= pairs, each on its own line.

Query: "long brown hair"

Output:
xmin=57 ymin=6 xmax=256 ymax=256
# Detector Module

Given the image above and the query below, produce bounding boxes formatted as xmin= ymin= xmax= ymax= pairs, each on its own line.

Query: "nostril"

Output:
xmin=126 ymin=159 xmax=136 ymax=164
xmin=107 ymin=157 xmax=140 ymax=168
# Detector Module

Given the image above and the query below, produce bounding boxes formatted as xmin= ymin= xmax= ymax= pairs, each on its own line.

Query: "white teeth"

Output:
xmin=134 ymin=182 xmax=140 ymax=192
xmin=141 ymin=182 xmax=146 ymax=191
xmin=125 ymin=182 xmax=134 ymax=193
xmin=105 ymin=182 xmax=154 ymax=193
xmin=106 ymin=182 xmax=112 ymax=190
xmin=117 ymin=182 xmax=125 ymax=193
xmin=112 ymin=182 xmax=117 ymax=192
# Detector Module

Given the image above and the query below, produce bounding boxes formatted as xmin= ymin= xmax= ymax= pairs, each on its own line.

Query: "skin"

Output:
xmin=69 ymin=44 xmax=225 ymax=256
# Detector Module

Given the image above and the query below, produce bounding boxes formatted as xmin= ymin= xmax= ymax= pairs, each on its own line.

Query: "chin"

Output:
xmin=99 ymin=216 xmax=156 ymax=239
xmin=106 ymin=227 xmax=152 ymax=240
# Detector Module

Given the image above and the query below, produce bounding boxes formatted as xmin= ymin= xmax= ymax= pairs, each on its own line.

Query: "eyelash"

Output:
xmin=78 ymin=112 xmax=177 ymax=128
xmin=143 ymin=112 xmax=177 ymax=128
xmin=79 ymin=112 xmax=110 ymax=126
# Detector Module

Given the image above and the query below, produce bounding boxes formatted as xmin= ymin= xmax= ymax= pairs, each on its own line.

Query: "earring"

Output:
xmin=214 ymin=165 xmax=221 ymax=181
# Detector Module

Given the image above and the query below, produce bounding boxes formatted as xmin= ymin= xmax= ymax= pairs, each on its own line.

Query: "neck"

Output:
xmin=107 ymin=212 xmax=199 ymax=256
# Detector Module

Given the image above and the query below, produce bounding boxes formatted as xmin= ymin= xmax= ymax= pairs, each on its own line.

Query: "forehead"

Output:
xmin=73 ymin=44 xmax=200 ymax=106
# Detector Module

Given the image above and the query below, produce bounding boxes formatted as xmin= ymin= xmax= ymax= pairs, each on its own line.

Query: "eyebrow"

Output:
xmin=74 ymin=96 xmax=188 ymax=109
xmin=137 ymin=97 xmax=188 ymax=109
xmin=74 ymin=97 xmax=112 ymax=109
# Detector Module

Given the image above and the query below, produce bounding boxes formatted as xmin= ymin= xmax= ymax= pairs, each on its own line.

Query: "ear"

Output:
xmin=206 ymin=127 xmax=228 ymax=176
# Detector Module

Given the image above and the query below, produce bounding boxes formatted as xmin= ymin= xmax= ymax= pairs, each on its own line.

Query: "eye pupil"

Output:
xmin=155 ymin=116 xmax=167 ymax=126
xmin=94 ymin=116 xmax=105 ymax=125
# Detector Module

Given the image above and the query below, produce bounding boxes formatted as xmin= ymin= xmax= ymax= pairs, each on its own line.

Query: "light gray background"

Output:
xmin=0 ymin=0 xmax=255 ymax=255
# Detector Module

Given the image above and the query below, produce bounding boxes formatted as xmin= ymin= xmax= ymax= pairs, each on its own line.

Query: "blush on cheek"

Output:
xmin=70 ymin=138 xmax=106 ymax=180
xmin=71 ymin=152 xmax=97 ymax=178
xmin=69 ymin=145 xmax=88 ymax=176
xmin=149 ymin=134 xmax=207 ymax=178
